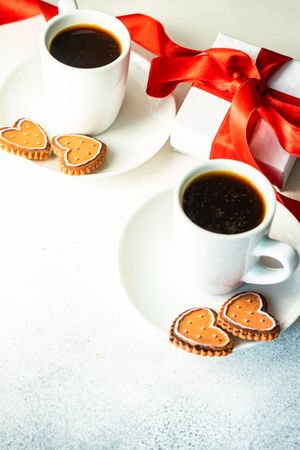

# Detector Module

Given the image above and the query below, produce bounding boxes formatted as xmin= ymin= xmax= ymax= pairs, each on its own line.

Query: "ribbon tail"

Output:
xmin=259 ymin=101 xmax=300 ymax=157
xmin=146 ymin=55 xmax=213 ymax=97
xmin=210 ymin=109 xmax=255 ymax=163
xmin=37 ymin=1 xmax=57 ymax=21
xmin=118 ymin=14 xmax=199 ymax=57
xmin=278 ymin=194 xmax=300 ymax=221
xmin=0 ymin=0 xmax=44 ymax=25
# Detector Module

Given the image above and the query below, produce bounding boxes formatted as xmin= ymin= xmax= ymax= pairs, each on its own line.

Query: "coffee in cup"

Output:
xmin=182 ymin=170 xmax=265 ymax=234
xmin=173 ymin=159 xmax=299 ymax=295
xmin=49 ymin=25 xmax=122 ymax=68
xmin=40 ymin=3 xmax=131 ymax=135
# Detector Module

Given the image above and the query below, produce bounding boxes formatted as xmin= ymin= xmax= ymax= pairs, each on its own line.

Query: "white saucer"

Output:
xmin=118 ymin=189 xmax=300 ymax=350
xmin=0 ymin=52 xmax=175 ymax=177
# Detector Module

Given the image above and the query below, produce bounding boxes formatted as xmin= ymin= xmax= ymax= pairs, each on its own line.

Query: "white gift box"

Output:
xmin=170 ymin=33 xmax=299 ymax=188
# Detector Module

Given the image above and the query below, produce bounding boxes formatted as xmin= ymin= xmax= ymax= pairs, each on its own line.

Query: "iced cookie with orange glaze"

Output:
xmin=0 ymin=118 xmax=51 ymax=160
xmin=51 ymin=134 xmax=107 ymax=175
xmin=170 ymin=307 xmax=233 ymax=356
xmin=217 ymin=292 xmax=280 ymax=341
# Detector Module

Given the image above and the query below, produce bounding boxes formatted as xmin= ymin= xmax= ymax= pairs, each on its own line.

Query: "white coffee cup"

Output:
xmin=40 ymin=0 xmax=131 ymax=135
xmin=173 ymin=159 xmax=299 ymax=295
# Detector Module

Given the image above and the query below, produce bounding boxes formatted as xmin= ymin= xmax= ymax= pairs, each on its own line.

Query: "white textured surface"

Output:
xmin=0 ymin=2 xmax=299 ymax=449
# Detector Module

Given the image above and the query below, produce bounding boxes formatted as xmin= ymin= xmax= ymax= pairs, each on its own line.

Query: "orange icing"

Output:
xmin=175 ymin=308 xmax=230 ymax=347
xmin=223 ymin=292 xmax=276 ymax=331
xmin=0 ymin=119 xmax=48 ymax=149
xmin=54 ymin=135 xmax=102 ymax=167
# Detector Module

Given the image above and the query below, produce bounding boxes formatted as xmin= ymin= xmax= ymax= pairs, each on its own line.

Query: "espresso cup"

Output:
xmin=173 ymin=159 xmax=299 ymax=295
xmin=40 ymin=1 xmax=131 ymax=135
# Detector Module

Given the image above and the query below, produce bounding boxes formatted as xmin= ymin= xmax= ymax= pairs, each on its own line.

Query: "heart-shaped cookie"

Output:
xmin=217 ymin=292 xmax=280 ymax=341
xmin=51 ymin=134 xmax=107 ymax=175
xmin=0 ymin=118 xmax=50 ymax=160
xmin=170 ymin=307 xmax=233 ymax=356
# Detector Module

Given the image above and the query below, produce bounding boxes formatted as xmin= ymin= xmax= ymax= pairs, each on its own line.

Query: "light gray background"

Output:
xmin=0 ymin=1 xmax=299 ymax=449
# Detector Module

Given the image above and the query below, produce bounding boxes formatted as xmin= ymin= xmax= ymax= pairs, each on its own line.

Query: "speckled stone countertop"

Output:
xmin=0 ymin=270 xmax=299 ymax=449
xmin=0 ymin=1 xmax=299 ymax=449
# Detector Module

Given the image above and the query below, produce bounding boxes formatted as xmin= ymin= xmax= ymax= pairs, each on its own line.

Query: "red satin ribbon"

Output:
xmin=119 ymin=15 xmax=300 ymax=220
xmin=115 ymin=16 xmax=300 ymax=221
xmin=0 ymin=0 xmax=55 ymax=24
xmin=1 ymin=2 xmax=300 ymax=220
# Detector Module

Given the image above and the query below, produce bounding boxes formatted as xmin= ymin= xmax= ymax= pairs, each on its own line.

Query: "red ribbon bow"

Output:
xmin=119 ymin=15 xmax=300 ymax=220
xmin=1 ymin=3 xmax=300 ymax=220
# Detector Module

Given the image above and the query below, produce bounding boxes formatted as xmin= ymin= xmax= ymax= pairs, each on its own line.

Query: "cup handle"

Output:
xmin=242 ymin=237 xmax=299 ymax=285
xmin=58 ymin=0 xmax=78 ymax=14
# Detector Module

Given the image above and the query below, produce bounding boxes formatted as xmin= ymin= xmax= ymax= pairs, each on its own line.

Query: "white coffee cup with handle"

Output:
xmin=173 ymin=159 xmax=299 ymax=295
xmin=40 ymin=0 xmax=131 ymax=135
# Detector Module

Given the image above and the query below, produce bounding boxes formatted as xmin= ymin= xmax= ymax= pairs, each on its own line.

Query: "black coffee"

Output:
xmin=182 ymin=171 xmax=265 ymax=234
xmin=50 ymin=25 xmax=122 ymax=68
